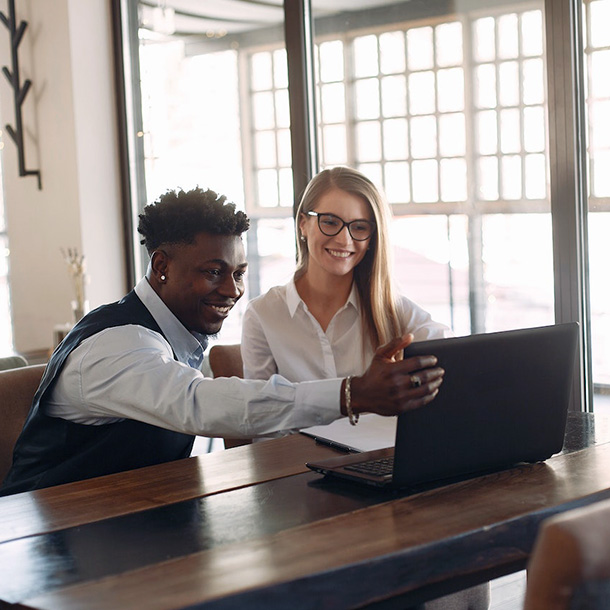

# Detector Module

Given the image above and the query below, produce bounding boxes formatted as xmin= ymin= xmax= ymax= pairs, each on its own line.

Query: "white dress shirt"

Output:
xmin=45 ymin=278 xmax=341 ymax=438
xmin=241 ymin=279 xmax=452 ymax=381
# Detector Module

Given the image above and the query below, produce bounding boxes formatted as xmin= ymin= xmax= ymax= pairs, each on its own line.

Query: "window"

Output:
xmin=117 ymin=0 xmax=597 ymax=410
xmin=0 ymin=154 xmax=14 ymax=354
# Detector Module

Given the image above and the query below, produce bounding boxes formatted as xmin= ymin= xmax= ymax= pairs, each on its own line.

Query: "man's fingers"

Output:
xmin=388 ymin=369 xmax=444 ymax=409
xmin=401 ymin=354 xmax=439 ymax=373
xmin=374 ymin=334 xmax=414 ymax=362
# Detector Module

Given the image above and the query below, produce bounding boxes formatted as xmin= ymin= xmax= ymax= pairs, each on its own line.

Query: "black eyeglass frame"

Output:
xmin=305 ymin=211 xmax=376 ymax=241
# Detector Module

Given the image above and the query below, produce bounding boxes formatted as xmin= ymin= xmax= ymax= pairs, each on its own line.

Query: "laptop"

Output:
xmin=306 ymin=322 xmax=579 ymax=489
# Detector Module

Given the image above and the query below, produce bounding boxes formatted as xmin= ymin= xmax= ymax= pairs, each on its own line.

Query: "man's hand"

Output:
xmin=342 ymin=334 xmax=444 ymax=417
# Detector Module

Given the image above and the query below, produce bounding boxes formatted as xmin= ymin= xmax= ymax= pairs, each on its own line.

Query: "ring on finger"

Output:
xmin=410 ymin=375 xmax=422 ymax=388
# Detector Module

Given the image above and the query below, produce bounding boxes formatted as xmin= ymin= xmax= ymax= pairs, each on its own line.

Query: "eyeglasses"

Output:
xmin=306 ymin=211 xmax=375 ymax=241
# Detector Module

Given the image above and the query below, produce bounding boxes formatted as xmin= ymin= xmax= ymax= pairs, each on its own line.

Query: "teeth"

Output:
xmin=210 ymin=305 xmax=231 ymax=313
xmin=327 ymin=249 xmax=351 ymax=258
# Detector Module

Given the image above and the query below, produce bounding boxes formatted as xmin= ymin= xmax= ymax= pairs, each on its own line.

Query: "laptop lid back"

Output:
xmin=391 ymin=322 xmax=579 ymax=488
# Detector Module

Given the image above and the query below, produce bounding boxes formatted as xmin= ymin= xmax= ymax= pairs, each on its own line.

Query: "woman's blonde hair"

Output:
xmin=295 ymin=166 xmax=402 ymax=349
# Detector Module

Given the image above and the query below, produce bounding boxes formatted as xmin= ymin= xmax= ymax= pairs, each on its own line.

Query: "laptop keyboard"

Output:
xmin=344 ymin=457 xmax=394 ymax=477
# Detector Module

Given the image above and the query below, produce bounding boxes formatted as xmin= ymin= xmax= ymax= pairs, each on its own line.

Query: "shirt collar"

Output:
xmin=286 ymin=278 xmax=303 ymax=317
xmin=134 ymin=277 xmax=208 ymax=368
xmin=286 ymin=277 xmax=360 ymax=317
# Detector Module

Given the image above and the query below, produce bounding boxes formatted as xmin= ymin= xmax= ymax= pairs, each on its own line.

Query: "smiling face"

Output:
xmin=151 ymin=232 xmax=247 ymax=335
xmin=299 ymin=187 xmax=373 ymax=282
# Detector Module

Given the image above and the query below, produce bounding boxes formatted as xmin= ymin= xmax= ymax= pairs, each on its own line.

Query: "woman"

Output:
xmin=241 ymin=166 xmax=451 ymax=383
xmin=241 ymin=168 xmax=488 ymax=610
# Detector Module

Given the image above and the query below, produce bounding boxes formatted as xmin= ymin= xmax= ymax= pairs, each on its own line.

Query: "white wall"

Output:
xmin=0 ymin=0 xmax=125 ymax=356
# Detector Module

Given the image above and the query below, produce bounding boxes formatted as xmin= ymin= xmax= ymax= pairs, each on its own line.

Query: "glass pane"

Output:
xmin=497 ymin=14 xmax=519 ymax=59
xmin=439 ymin=113 xmax=466 ymax=157
xmin=381 ymin=75 xmax=407 ymax=117
xmin=410 ymin=116 xmax=437 ymax=158
xmin=277 ymin=129 xmax=292 ymax=166
xmin=482 ymin=215 xmax=554 ymax=329
xmin=322 ymin=124 xmax=348 ymax=166
xmin=500 ymin=109 xmax=521 ymax=154
xmin=476 ymin=110 xmax=498 ymax=155
xmin=409 ymin=71 xmax=435 ymax=115
xmin=278 ymin=167 xmax=293 ymax=208
xmin=258 ymin=169 xmax=279 ymax=207
xmin=251 ymin=52 xmax=273 ymax=91
xmin=255 ymin=132 xmax=277 ymax=168
xmin=273 ymin=49 xmax=288 ymax=89
xmin=275 ymin=90 xmax=290 ymax=128
xmin=319 ymin=41 xmax=344 ymax=82
xmin=475 ymin=64 xmax=497 ymax=108
xmin=355 ymin=78 xmax=381 ymax=120
xmin=590 ymin=101 xmax=610 ymax=150
xmin=380 ymin=31 xmax=406 ymax=74
xmin=521 ymin=11 xmax=544 ymax=56
xmin=440 ymin=158 xmax=467 ymax=202
xmin=501 ymin=155 xmax=523 ymax=200
xmin=384 ymin=161 xmax=410 ymax=203
xmin=524 ymin=154 xmax=546 ymax=199
xmin=523 ymin=58 xmax=545 ymax=105
xmin=256 ymin=218 xmax=297 ymax=292
xmin=391 ymin=215 xmax=465 ymax=332
xmin=407 ymin=27 xmax=434 ymax=71
xmin=357 ymin=163 xmax=383 ymax=188
xmin=383 ymin=118 xmax=409 ymax=160
xmin=435 ymin=22 xmax=463 ymax=67
xmin=498 ymin=61 xmax=520 ymax=107
xmin=356 ymin=121 xmax=382 ymax=162
xmin=473 ymin=17 xmax=495 ymax=63
xmin=437 ymin=68 xmax=464 ymax=112
xmin=478 ymin=156 xmax=499 ymax=200
xmin=412 ymin=160 xmax=439 ymax=203
xmin=591 ymin=50 xmax=610 ymax=97
xmin=592 ymin=151 xmax=610 ymax=196
xmin=253 ymin=92 xmax=276 ymax=130
xmin=523 ymin=106 xmax=545 ymax=152
xmin=321 ymin=83 xmax=346 ymax=123
xmin=353 ymin=35 xmax=379 ymax=77
xmin=590 ymin=1 xmax=610 ymax=46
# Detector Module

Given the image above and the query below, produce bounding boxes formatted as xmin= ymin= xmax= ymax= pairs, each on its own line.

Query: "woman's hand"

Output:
xmin=343 ymin=334 xmax=444 ymax=417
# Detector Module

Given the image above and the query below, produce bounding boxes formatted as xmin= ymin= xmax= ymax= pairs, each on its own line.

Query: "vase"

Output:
xmin=71 ymin=300 xmax=89 ymax=324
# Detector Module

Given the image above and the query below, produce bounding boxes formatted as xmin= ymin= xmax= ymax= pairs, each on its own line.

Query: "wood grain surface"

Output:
xmin=0 ymin=434 xmax=339 ymax=544
xmin=2 ymin=423 xmax=610 ymax=609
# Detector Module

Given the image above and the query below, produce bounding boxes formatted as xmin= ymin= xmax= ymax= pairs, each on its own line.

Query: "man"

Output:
xmin=1 ymin=187 xmax=444 ymax=496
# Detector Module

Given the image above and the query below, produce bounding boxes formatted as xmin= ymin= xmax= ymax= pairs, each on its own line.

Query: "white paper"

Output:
xmin=301 ymin=413 xmax=397 ymax=453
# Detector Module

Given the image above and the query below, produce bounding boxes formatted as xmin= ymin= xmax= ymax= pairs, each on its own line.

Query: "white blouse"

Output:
xmin=241 ymin=279 xmax=452 ymax=382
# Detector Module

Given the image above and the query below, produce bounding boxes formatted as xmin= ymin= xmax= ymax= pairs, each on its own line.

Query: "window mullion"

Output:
xmin=545 ymin=0 xmax=592 ymax=411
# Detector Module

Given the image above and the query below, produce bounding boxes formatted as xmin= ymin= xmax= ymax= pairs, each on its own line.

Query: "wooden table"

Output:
xmin=1 ymin=413 xmax=610 ymax=610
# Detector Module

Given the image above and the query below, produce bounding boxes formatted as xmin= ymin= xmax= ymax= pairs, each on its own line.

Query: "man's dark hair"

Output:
xmin=138 ymin=187 xmax=250 ymax=254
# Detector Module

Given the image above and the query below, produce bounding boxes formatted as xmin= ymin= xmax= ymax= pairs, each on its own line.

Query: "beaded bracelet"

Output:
xmin=345 ymin=375 xmax=359 ymax=426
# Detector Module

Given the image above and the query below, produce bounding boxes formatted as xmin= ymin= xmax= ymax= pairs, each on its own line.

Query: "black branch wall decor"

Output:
xmin=0 ymin=0 xmax=41 ymax=189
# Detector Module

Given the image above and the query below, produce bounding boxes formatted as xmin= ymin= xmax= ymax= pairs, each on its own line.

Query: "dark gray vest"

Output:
xmin=0 ymin=291 xmax=197 ymax=496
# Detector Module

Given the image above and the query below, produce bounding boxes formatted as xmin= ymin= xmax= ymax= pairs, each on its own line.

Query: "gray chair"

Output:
xmin=0 ymin=354 xmax=28 ymax=371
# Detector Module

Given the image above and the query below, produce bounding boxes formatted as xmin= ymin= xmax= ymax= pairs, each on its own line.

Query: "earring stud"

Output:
xmin=160 ymin=275 xmax=166 ymax=281
xmin=300 ymin=235 xmax=306 ymax=242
